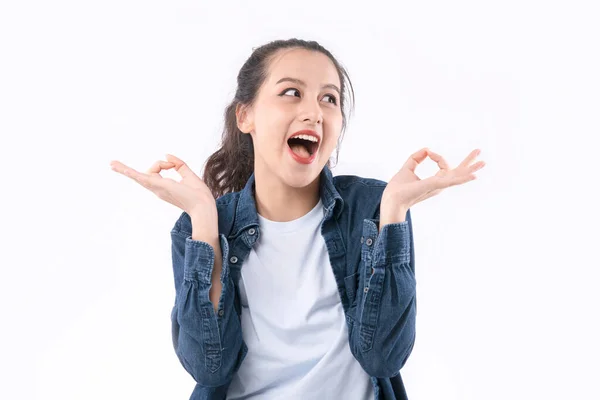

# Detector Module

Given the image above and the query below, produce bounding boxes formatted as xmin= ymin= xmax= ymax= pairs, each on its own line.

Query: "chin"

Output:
xmin=280 ymin=163 xmax=322 ymax=188
xmin=281 ymin=171 xmax=318 ymax=188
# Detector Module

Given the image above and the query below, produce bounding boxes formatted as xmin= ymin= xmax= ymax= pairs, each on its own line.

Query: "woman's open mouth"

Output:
xmin=287 ymin=136 xmax=319 ymax=164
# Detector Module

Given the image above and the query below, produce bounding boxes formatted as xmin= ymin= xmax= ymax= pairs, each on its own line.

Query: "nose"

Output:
xmin=299 ymin=99 xmax=323 ymax=125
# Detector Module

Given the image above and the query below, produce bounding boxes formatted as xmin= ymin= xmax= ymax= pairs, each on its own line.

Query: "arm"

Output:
xmin=170 ymin=217 xmax=247 ymax=389
xmin=348 ymin=208 xmax=416 ymax=378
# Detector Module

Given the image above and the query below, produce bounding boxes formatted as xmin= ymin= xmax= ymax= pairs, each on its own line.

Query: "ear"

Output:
xmin=236 ymin=103 xmax=254 ymax=134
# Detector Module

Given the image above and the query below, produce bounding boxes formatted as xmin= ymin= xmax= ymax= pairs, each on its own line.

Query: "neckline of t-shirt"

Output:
xmin=257 ymin=198 xmax=324 ymax=234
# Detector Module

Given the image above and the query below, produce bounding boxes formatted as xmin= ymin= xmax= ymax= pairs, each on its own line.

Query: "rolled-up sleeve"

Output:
xmin=170 ymin=222 xmax=247 ymax=389
xmin=349 ymin=208 xmax=416 ymax=378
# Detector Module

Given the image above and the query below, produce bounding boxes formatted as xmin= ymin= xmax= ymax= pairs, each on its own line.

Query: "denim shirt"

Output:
xmin=170 ymin=164 xmax=416 ymax=400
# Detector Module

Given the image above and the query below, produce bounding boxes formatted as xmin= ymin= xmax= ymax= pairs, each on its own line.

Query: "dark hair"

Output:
xmin=201 ymin=38 xmax=355 ymax=200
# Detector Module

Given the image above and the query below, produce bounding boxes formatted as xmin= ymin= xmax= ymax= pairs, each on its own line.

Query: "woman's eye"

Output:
xmin=280 ymin=88 xmax=337 ymax=105
xmin=282 ymin=88 xmax=300 ymax=97
xmin=323 ymin=94 xmax=338 ymax=105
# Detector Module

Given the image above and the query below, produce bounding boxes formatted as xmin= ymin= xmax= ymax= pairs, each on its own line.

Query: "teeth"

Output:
xmin=290 ymin=134 xmax=318 ymax=143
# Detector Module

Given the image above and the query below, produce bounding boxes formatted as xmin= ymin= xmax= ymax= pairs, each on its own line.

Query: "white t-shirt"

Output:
xmin=226 ymin=199 xmax=375 ymax=400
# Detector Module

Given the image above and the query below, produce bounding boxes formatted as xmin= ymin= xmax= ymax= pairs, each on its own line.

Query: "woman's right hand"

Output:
xmin=110 ymin=154 xmax=216 ymax=217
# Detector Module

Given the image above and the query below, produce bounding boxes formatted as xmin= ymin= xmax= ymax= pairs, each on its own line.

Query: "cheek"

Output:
xmin=325 ymin=123 xmax=342 ymax=146
xmin=253 ymin=117 xmax=285 ymax=146
xmin=256 ymin=110 xmax=289 ymax=137
xmin=322 ymin=135 xmax=339 ymax=153
xmin=326 ymin=115 xmax=343 ymax=142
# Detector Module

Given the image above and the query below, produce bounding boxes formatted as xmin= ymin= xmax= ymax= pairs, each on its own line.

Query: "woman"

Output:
xmin=110 ymin=38 xmax=485 ymax=400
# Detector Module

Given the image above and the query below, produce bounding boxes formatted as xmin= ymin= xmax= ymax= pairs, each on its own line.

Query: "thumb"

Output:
xmin=165 ymin=154 xmax=200 ymax=180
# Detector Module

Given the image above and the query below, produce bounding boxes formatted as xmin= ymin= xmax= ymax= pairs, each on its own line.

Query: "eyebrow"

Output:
xmin=275 ymin=77 xmax=340 ymax=95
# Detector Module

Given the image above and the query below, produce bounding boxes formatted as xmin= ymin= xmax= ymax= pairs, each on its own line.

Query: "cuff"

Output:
xmin=363 ymin=218 xmax=411 ymax=267
xmin=183 ymin=233 xmax=230 ymax=284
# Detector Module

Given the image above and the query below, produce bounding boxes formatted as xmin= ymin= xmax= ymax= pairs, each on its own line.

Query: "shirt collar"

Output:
xmin=231 ymin=164 xmax=344 ymax=237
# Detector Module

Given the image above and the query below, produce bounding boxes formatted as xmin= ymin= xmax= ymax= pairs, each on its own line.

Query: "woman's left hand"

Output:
xmin=380 ymin=148 xmax=486 ymax=221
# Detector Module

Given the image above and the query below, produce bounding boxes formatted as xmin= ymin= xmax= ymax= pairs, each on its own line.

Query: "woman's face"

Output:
xmin=237 ymin=48 xmax=343 ymax=189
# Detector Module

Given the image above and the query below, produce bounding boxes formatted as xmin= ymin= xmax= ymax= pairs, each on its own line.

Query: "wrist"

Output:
xmin=190 ymin=212 xmax=219 ymax=241
xmin=380 ymin=207 xmax=408 ymax=225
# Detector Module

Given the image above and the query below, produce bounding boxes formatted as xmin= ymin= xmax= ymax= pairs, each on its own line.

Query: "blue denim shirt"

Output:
xmin=170 ymin=164 xmax=416 ymax=399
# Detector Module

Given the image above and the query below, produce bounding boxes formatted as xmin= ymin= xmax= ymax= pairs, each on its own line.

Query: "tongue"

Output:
xmin=290 ymin=143 xmax=311 ymax=158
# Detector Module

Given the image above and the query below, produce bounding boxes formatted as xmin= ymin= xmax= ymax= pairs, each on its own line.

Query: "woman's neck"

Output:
xmin=253 ymin=171 xmax=321 ymax=222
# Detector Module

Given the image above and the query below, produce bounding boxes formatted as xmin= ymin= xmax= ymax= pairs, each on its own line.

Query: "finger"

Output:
xmin=110 ymin=160 xmax=139 ymax=178
xmin=165 ymin=154 xmax=201 ymax=180
xmin=468 ymin=160 xmax=486 ymax=173
xmin=402 ymin=147 xmax=430 ymax=172
xmin=425 ymin=173 xmax=476 ymax=191
xmin=147 ymin=160 xmax=175 ymax=175
xmin=458 ymin=149 xmax=481 ymax=169
xmin=110 ymin=160 xmax=158 ymax=188
xmin=425 ymin=149 xmax=450 ymax=171
xmin=450 ymin=174 xmax=477 ymax=186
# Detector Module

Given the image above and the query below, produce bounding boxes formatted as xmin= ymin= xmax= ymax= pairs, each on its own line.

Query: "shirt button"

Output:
xmin=366 ymin=238 xmax=373 ymax=246
xmin=364 ymin=287 xmax=369 ymax=293
xmin=248 ymin=228 xmax=256 ymax=235
xmin=230 ymin=256 xmax=238 ymax=264
xmin=218 ymin=309 xmax=224 ymax=316
xmin=361 ymin=236 xmax=364 ymax=243
xmin=371 ymin=267 xmax=375 ymax=275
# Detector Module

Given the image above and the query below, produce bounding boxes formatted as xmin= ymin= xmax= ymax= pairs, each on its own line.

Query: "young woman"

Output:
xmin=110 ymin=38 xmax=485 ymax=400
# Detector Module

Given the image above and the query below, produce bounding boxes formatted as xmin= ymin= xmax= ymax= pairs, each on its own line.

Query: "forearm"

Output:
xmin=350 ymin=209 xmax=416 ymax=377
xmin=170 ymin=214 xmax=247 ymax=387
xmin=192 ymin=215 xmax=223 ymax=314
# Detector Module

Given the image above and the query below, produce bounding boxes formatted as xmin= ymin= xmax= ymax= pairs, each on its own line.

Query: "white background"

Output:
xmin=1 ymin=1 xmax=598 ymax=399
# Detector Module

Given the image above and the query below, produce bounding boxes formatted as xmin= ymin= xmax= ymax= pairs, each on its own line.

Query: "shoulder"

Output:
xmin=170 ymin=191 xmax=240 ymax=236
xmin=333 ymin=173 xmax=387 ymax=204
xmin=331 ymin=173 xmax=388 ymax=222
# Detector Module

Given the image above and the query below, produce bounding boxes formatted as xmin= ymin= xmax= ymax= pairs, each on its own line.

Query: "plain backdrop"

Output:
xmin=1 ymin=1 xmax=598 ymax=399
